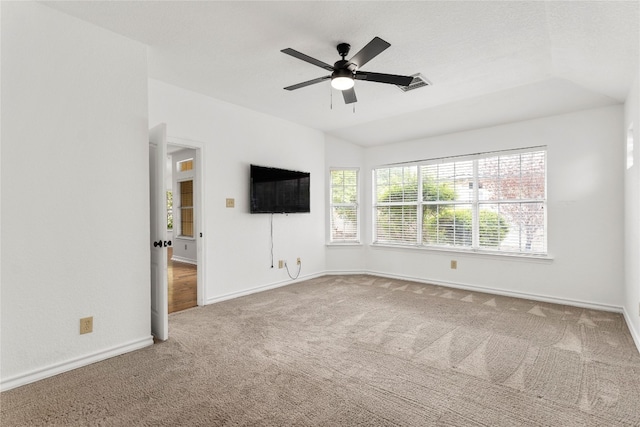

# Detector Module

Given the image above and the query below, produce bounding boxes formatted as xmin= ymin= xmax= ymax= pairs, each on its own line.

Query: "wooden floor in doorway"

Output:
xmin=167 ymin=248 xmax=197 ymax=314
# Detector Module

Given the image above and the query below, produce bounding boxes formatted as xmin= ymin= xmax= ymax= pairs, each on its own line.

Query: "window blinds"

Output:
xmin=373 ymin=148 xmax=546 ymax=254
xmin=330 ymin=169 xmax=359 ymax=242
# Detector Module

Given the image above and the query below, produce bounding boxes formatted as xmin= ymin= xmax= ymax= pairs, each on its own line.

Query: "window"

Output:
xmin=373 ymin=148 xmax=547 ymax=255
xmin=177 ymin=158 xmax=193 ymax=172
xmin=330 ymin=169 xmax=359 ymax=243
xmin=179 ymin=180 xmax=194 ymax=237
xmin=166 ymin=190 xmax=173 ymax=230
xmin=374 ymin=166 xmax=418 ymax=244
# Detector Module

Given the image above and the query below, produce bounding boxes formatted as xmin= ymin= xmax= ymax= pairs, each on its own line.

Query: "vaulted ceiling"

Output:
xmin=44 ymin=1 xmax=639 ymax=146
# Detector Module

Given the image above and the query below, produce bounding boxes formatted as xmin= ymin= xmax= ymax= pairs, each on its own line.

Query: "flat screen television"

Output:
xmin=250 ymin=164 xmax=310 ymax=213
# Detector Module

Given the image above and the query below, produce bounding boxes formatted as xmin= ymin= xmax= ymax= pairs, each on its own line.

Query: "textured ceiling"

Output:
xmin=43 ymin=1 xmax=639 ymax=146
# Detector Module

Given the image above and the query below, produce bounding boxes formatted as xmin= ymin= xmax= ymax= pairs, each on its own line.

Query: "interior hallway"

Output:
xmin=167 ymin=248 xmax=197 ymax=313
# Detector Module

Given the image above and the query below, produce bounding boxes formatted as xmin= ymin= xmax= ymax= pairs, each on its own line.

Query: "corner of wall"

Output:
xmin=624 ymin=73 xmax=640 ymax=354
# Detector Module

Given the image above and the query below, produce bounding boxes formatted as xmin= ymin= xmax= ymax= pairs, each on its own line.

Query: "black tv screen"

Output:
xmin=250 ymin=165 xmax=310 ymax=213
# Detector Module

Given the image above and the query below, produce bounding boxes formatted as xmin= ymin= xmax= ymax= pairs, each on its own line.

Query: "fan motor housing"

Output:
xmin=337 ymin=43 xmax=351 ymax=58
xmin=333 ymin=59 xmax=352 ymax=70
xmin=331 ymin=68 xmax=353 ymax=79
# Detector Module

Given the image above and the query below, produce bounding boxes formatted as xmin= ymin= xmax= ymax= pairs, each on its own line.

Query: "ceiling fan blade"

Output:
xmin=281 ymin=48 xmax=334 ymax=71
xmin=348 ymin=37 xmax=390 ymax=69
xmin=342 ymin=87 xmax=357 ymax=104
xmin=284 ymin=75 xmax=331 ymax=91
xmin=355 ymin=71 xmax=413 ymax=86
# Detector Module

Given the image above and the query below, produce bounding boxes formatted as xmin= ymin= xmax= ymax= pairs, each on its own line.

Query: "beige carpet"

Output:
xmin=2 ymin=275 xmax=640 ymax=426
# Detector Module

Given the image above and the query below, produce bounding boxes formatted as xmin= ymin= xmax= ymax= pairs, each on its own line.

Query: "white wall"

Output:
xmin=148 ymin=80 xmax=326 ymax=303
xmin=1 ymin=3 xmax=634 ymax=394
xmin=325 ymin=135 xmax=366 ymax=273
xmin=359 ymin=106 xmax=624 ymax=309
xmin=624 ymin=75 xmax=640 ymax=347
xmin=1 ymin=2 xmax=151 ymax=390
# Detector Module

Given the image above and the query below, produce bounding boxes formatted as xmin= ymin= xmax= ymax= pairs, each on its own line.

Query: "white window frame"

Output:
xmin=372 ymin=147 xmax=547 ymax=256
xmin=329 ymin=168 xmax=360 ymax=244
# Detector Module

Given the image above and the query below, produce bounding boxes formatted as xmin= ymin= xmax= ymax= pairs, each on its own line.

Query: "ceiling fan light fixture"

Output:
xmin=282 ymin=37 xmax=414 ymax=104
xmin=331 ymin=68 xmax=354 ymax=90
xmin=331 ymin=76 xmax=354 ymax=90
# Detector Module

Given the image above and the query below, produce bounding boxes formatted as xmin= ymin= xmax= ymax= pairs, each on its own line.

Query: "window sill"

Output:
xmin=327 ymin=242 xmax=363 ymax=247
xmin=370 ymin=243 xmax=553 ymax=263
xmin=174 ymin=236 xmax=196 ymax=241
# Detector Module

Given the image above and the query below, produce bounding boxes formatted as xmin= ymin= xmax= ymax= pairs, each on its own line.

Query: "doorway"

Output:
xmin=150 ymin=127 xmax=206 ymax=340
xmin=166 ymin=145 xmax=197 ymax=313
xmin=167 ymin=247 xmax=197 ymax=313
xmin=166 ymin=138 xmax=206 ymax=312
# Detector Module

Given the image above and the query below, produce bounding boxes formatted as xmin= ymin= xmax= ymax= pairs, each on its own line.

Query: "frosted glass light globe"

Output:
xmin=331 ymin=76 xmax=354 ymax=90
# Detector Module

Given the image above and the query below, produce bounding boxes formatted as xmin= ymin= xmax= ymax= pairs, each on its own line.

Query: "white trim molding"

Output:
xmin=171 ymin=255 xmax=197 ymax=265
xmin=622 ymin=307 xmax=640 ymax=354
xmin=0 ymin=336 xmax=153 ymax=392
xmin=205 ymin=272 xmax=325 ymax=306
xmin=325 ymin=269 xmax=368 ymax=276
xmin=366 ymin=270 xmax=623 ymax=313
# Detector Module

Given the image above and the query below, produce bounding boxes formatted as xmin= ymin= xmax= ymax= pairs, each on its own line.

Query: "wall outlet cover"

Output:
xmin=80 ymin=316 xmax=93 ymax=335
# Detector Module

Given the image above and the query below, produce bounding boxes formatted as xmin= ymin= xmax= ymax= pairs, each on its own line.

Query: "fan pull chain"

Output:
xmin=330 ymin=87 xmax=333 ymax=110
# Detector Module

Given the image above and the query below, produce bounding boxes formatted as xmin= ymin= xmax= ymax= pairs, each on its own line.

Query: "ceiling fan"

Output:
xmin=281 ymin=37 xmax=414 ymax=104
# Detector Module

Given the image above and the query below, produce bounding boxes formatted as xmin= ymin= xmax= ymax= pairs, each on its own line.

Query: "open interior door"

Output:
xmin=149 ymin=123 xmax=169 ymax=341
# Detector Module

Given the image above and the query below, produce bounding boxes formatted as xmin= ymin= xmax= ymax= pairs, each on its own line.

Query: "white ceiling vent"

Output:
xmin=397 ymin=73 xmax=431 ymax=92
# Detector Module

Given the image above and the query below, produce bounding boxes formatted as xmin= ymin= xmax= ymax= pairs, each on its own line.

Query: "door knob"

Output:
xmin=164 ymin=240 xmax=172 ymax=247
xmin=153 ymin=240 xmax=162 ymax=247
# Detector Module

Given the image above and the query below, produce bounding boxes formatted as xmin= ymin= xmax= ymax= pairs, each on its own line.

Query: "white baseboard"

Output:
xmin=622 ymin=307 xmax=640 ymax=354
xmin=324 ymin=269 xmax=367 ymax=276
xmin=205 ymin=272 xmax=325 ymax=305
xmin=206 ymin=269 xmax=624 ymax=315
xmin=171 ymin=255 xmax=197 ymax=265
xmin=0 ymin=336 xmax=153 ymax=392
xmin=365 ymin=270 xmax=624 ymax=313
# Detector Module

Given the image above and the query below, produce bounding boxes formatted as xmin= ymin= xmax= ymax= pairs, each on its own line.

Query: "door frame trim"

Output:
xmin=167 ymin=136 xmax=206 ymax=306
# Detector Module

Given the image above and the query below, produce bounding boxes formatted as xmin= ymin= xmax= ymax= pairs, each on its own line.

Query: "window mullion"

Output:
xmin=371 ymin=169 xmax=377 ymax=243
xmin=472 ymin=159 xmax=479 ymax=249
xmin=417 ymin=166 xmax=423 ymax=245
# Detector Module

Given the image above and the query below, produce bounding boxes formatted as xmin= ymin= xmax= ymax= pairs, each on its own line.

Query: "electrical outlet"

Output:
xmin=450 ymin=260 xmax=457 ymax=270
xmin=80 ymin=316 xmax=93 ymax=335
xmin=278 ymin=260 xmax=284 ymax=269
xmin=297 ymin=257 xmax=301 ymax=265
xmin=225 ymin=198 xmax=235 ymax=208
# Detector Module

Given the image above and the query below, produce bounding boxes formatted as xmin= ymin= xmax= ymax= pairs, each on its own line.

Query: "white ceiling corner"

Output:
xmin=41 ymin=0 xmax=640 ymax=147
